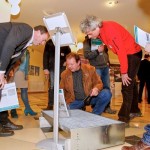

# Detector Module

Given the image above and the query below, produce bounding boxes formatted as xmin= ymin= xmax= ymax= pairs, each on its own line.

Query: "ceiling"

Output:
xmin=10 ymin=0 xmax=150 ymax=43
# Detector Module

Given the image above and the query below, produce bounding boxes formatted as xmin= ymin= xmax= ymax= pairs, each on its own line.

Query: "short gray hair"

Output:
xmin=80 ymin=15 xmax=102 ymax=33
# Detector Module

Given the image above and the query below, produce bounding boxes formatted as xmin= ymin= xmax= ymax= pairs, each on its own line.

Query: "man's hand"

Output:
xmin=90 ymin=87 xmax=99 ymax=96
xmin=44 ymin=69 xmax=50 ymax=80
xmin=0 ymin=73 xmax=7 ymax=89
xmin=121 ymin=73 xmax=132 ymax=86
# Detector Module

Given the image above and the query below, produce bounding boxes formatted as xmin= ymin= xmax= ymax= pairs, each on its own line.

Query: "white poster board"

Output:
xmin=59 ymin=89 xmax=70 ymax=118
xmin=0 ymin=82 xmax=19 ymax=112
xmin=134 ymin=25 xmax=150 ymax=48
xmin=43 ymin=12 xmax=75 ymax=46
xmin=91 ymin=39 xmax=103 ymax=51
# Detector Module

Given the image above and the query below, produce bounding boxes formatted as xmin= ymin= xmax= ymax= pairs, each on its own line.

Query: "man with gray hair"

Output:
xmin=80 ymin=15 xmax=142 ymax=127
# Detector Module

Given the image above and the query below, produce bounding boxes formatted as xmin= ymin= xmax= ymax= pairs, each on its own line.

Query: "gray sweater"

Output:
xmin=83 ymin=37 xmax=109 ymax=69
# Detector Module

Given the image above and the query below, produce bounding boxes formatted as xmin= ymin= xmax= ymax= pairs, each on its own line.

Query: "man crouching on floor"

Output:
xmin=60 ymin=52 xmax=112 ymax=115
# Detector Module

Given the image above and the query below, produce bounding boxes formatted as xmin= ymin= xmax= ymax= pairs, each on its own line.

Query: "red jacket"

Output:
xmin=98 ymin=21 xmax=141 ymax=74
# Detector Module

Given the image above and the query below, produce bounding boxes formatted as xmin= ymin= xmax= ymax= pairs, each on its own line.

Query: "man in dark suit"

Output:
xmin=43 ymin=39 xmax=71 ymax=110
xmin=137 ymin=54 xmax=150 ymax=103
xmin=0 ymin=22 xmax=49 ymax=136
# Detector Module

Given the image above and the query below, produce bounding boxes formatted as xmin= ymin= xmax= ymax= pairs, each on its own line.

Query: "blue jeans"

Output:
xmin=68 ymin=89 xmax=112 ymax=115
xmin=96 ymin=66 xmax=110 ymax=89
xmin=96 ymin=66 xmax=111 ymax=109
xmin=21 ymin=88 xmax=31 ymax=109
xmin=142 ymin=124 xmax=150 ymax=146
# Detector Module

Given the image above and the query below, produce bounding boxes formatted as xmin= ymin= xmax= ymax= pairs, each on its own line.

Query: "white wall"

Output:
xmin=0 ymin=0 xmax=11 ymax=22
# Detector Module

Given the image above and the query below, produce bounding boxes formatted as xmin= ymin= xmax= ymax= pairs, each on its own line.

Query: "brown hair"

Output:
xmin=66 ymin=52 xmax=80 ymax=63
xmin=34 ymin=25 xmax=48 ymax=34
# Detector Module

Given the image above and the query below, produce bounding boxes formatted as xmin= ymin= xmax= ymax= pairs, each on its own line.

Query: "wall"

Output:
xmin=28 ymin=46 xmax=48 ymax=92
xmin=0 ymin=0 xmax=11 ymax=22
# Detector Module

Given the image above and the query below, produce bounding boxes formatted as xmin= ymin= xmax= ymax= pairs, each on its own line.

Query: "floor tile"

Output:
xmin=2 ymin=92 xmax=150 ymax=150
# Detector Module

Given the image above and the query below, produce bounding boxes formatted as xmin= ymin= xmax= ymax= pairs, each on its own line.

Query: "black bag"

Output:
xmin=83 ymin=95 xmax=92 ymax=106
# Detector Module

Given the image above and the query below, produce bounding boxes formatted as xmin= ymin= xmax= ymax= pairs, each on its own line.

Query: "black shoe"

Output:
xmin=138 ymin=99 xmax=142 ymax=103
xmin=0 ymin=125 xmax=14 ymax=137
xmin=104 ymin=107 xmax=117 ymax=114
xmin=3 ymin=121 xmax=23 ymax=130
xmin=43 ymin=105 xmax=53 ymax=110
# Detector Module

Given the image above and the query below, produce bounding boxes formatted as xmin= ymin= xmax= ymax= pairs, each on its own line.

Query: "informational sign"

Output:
xmin=91 ymin=39 xmax=103 ymax=51
xmin=0 ymin=82 xmax=19 ymax=112
xmin=134 ymin=25 xmax=150 ymax=48
xmin=59 ymin=89 xmax=70 ymax=118
xmin=43 ymin=12 xmax=75 ymax=46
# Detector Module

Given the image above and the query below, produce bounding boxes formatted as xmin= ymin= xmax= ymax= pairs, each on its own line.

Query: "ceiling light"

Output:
xmin=8 ymin=0 xmax=21 ymax=5
xmin=107 ymin=0 xmax=118 ymax=7
xmin=7 ymin=0 xmax=21 ymax=15
xmin=11 ymin=4 xmax=20 ymax=15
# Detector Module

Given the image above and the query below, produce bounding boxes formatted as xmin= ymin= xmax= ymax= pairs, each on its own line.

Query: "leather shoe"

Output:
xmin=104 ymin=107 xmax=117 ymax=114
xmin=122 ymin=141 xmax=150 ymax=150
xmin=3 ymin=121 xmax=23 ymax=130
xmin=0 ymin=125 xmax=14 ymax=137
xmin=43 ymin=105 xmax=53 ymax=110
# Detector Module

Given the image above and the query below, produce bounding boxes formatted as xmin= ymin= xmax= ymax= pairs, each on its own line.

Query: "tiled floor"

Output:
xmin=1 ymin=92 xmax=150 ymax=150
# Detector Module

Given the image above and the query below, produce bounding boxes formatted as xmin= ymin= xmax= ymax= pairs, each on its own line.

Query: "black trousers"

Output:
xmin=146 ymin=80 xmax=150 ymax=103
xmin=48 ymin=66 xmax=66 ymax=106
xmin=118 ymin=51 xmax=142 ymax=123
xmin=139 ymin=79 xmax=150 ymax=103
xmin=0 ymin=111 xmax=9 ymax=125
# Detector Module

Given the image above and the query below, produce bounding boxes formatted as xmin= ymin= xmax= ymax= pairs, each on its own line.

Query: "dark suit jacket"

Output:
xmin=0 ymin=22 xmax=33 ymax=75
xmin=43 ymin=39 xmax=71 ymax=71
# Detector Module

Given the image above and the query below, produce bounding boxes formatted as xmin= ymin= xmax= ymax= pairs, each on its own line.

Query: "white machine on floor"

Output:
xmin=40 ymin=109 xmax=125 ymax=150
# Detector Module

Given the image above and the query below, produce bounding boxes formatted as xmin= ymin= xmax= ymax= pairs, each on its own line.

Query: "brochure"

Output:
xmin=59 ymin=89 xmax=70 ymax=117
xmin=0 ymin=82 xmax=19 ymax=112
xmin=134 ymin=25 xmax=150 ymax=48
xmin=91 ymin=39 xmax=103 ymax=51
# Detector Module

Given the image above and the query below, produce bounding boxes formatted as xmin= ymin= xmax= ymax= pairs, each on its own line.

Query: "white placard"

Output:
xmin=134 ymin=25 xmax=150 ymax=48
xmin=59 ymin=89 xmax=70 ymax=118
xmin=43 ymin=12 xmax=75 ymax=46
xmin=0 ymin=82 xmax=19 ymax=112
xmin=91 ymin=39 xmax=103 ymax=51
